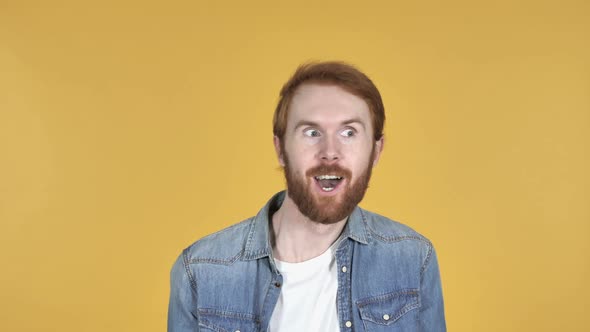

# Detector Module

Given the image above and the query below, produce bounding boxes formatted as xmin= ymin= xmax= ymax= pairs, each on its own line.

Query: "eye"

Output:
xmin=304 ymin=128 xmax=321 ymax=137
xmin=340 ymin=128 xmax=355 ymax=137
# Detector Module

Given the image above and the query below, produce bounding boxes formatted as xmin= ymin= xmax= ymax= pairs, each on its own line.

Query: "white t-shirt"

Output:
xmin=269 ymin=244 xmax=339 ymax=332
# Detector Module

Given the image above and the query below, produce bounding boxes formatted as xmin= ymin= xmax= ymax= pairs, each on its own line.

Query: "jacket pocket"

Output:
xmin=356 ymin=289 xmax=420 ymax=330
xmin=197 ymin=308 xmax=260 ymax=332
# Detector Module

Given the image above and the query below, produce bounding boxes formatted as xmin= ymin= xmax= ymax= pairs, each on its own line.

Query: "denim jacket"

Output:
xmin=168 ymin=191 xmax=446 ymax=331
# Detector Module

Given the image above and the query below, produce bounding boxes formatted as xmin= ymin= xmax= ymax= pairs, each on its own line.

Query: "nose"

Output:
xmin=318 ymin=135 xmax=341 ymax=162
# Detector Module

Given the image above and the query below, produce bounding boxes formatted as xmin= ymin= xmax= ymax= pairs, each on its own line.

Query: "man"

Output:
xmin=168 ymin=61 xmax=446 ymax=331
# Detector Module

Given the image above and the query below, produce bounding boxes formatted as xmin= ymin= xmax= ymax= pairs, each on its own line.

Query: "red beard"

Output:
xmin=282 ymin=149 xmax=374 ymax=224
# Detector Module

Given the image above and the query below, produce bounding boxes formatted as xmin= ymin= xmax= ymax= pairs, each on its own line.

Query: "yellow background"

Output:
xmin=1 ymin=0 xmax=589 ymax=331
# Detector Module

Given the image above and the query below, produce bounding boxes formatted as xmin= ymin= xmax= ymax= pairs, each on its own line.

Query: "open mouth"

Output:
xmin=313 ymin=175 xmax=344 ymax=192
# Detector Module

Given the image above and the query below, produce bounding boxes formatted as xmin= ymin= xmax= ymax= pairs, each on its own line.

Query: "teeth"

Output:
xmin=321 ymin=187 xmax=335 ymax=192
xmin=315 ymin=175 xmax=343 ymax=180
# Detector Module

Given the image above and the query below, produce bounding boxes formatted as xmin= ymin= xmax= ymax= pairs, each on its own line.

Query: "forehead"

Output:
xmin=287 ymin=83 xmax=371 ymax=128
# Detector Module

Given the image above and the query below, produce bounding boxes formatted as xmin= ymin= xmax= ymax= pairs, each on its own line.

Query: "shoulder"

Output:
xmin=358 ymin=208 xmax=438 ymax=272
xmin=181 ymin=217 xmax=254 ymax=265
xmin=360 ymin=208 xmax=433 ymax=247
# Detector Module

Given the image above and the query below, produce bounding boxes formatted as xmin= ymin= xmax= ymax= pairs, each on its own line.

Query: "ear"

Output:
xmin=273 ymin=135 xmax=286 ymax=167
xmin=371 ymin=136 xmax=385 ymax=167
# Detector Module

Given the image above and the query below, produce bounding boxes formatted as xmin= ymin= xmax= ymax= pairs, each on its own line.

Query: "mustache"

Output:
xmin=305 ymin=164 xmax=352 ymax=178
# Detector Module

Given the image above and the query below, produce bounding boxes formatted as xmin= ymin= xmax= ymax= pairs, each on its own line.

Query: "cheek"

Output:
xmin=285 ymin=142 xmax=317 ymax=162
xmin=351 ymin=146 xmax=375 ymax=171
xmin=284 ymin=151 xmax=312 ymax=174
xmin=292 ymin=158 xmax=314 ymax=175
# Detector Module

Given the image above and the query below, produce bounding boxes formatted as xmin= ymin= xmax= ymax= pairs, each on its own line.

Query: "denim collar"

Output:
xmin=243 ymin=191 xmax=369 ymax=261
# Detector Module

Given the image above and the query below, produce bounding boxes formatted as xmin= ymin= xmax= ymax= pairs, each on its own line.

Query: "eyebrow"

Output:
xmin=293 ymin=118 xmax=366 ymax=130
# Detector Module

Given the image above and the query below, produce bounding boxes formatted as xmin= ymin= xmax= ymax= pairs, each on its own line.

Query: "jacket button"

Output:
xmin=383 ymin=314 xmax=390 ymax=320
xmin=274 ymin=282 xmax=281 ymax=288
xmin=345 ymin=321 xmax=352 ymax=328
xmin=341 ymin=266 xmax=347 ymax=273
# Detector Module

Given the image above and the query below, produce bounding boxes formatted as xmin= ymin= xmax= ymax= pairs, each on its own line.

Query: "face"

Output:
xmin=274 ymin=83 xmax=384 ymax=224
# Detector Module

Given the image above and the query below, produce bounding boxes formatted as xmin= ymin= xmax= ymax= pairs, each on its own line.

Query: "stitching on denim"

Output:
xmin=198 ymin=321 xmax=226 ymax=332
xmin=182 ymin=248 xmax=198 ymax=292
xmin=198 ymin=308 xmax=260 ymax=332
xmin=187 ymin=250 xmax=244 ymax=265
xmin=198 ymin=308 xmax=259 ymax=321
xmin=391 ymin=301 xmax=420 ymax=324
xmin=243 ymin=217 xmax=257 ymax=256
xmin=370 ymin=231 xmax=430 ymax=244
xmin=360 ymin=302 xmax=420 ymax=326
xmin=364 ymin=215 xmax=430 ymax=244
xmin=420 ymin=242 xmax=433 ymax=283
xmin=184 ymin=218 xmax=251 ymax=261
xmin=363 ymin=210 xmax=432 ymax=246
xmin=335 ymin=244 xmax=352 ymax=331
xmin=261 ymin=277 xmax=272 ymax=315
xmin=334 ymin=237 xmax=350 ymax=254
xmin=357 ymin=289 xmax=419 ymax=306
xmin=357 ymin=289 xmax=420 ymax=326
xmin=243 ymin=246 xmax=272 ymax=260
xmin=242 ymin=216 xmax=274 ymax=260
xmin=351 ymin=209 xmax=369 ymax=244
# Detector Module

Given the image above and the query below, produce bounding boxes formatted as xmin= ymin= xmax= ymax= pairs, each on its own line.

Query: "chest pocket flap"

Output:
xmin=357 ymin=289 xmax=420 ymax=326
xmin=197 ymin=308 xmax=260 ymax=332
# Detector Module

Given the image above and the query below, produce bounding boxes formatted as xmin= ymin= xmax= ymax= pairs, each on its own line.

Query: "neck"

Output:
xmin=271 ymin=192 xmax=347 ymax=263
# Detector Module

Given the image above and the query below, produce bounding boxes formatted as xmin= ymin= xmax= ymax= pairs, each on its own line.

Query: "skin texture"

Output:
xmin=272 ymin=83 xmax=384 ymax=262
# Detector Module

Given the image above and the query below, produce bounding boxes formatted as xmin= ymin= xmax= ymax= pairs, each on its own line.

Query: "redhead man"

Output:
xmin=168 ymin=61 xmax=446 ymax=331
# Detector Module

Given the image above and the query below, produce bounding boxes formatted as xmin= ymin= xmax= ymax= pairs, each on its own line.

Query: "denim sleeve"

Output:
xmin=419 ymin=245 xmax=446 ymax=331
xmin=168 ymin=250 xmax=199 ymax=332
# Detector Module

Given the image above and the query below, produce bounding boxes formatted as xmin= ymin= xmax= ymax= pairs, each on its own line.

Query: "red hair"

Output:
xmin=273 ymin=61 xmax=385 ymax=141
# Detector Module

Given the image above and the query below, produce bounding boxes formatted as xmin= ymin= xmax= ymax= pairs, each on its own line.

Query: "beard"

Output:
xmin=282 ymin=148 xmax=375 ymax=225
